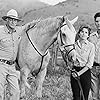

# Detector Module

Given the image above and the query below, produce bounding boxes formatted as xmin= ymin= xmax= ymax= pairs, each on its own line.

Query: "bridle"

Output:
xmin=57 ymin=23 xmax=76 ymax=75
xmin=25 ymin=20 xmax=75 ymax=77
xmin=58 ymin=24 xmax=85 ymax=100
xmin=58 ymin=24 xmax=75 ymax=58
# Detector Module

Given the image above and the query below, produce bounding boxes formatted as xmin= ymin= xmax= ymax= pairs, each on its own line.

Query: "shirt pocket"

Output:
xmin=0 ymin=38 xmax=13 ymax=47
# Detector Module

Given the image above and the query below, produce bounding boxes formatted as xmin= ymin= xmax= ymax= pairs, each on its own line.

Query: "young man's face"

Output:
xmin=95 ymin=17 xmax=100 ymax=30
xmin=6 ymin=18 xmax=18 ymax=29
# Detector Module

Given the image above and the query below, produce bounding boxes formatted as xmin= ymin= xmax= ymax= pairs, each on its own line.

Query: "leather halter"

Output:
xmin=58 ymin=24 xmax=75 ymax=56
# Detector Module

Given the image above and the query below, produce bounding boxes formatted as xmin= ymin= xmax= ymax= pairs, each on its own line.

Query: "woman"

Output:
xmin=71 ymin=25 xmax=95 ymax=100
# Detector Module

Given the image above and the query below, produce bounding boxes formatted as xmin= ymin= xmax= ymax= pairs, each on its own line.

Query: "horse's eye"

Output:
xmin=62 ymin=33 xmax=66 ymax=36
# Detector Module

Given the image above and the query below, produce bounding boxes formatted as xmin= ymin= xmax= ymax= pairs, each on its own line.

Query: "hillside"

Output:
xmin=23 ymin=0 xmax=100 ymax=30
xmin=0 ymin=0 xmax=49 ymax=24
xmin=1 ymin=0 xmax=100 ymax=29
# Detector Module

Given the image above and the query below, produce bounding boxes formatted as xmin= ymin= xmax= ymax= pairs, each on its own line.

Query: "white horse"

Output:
xmin=17 ymin=16 xmax=78 ymax=98
xmin=57 ymin=16 xmax=78 ymax=65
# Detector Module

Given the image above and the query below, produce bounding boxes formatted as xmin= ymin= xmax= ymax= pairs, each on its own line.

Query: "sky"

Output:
xmin=39 ymin=0 xmax=66 ymax=5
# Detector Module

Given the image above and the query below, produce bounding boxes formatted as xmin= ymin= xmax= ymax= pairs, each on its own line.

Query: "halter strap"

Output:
xmin=64 ymin=44 xmax=75 ymax=55
xmin=25 ymin=26 xmax=58 ymax=77
xmin=58 ymin=28 xmax=75 ymax=56
xmin=25 ymin=29 xmax=48 ymax=77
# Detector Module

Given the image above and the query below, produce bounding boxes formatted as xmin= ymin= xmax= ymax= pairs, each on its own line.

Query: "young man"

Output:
xmin=0 ymin=9 xmax=39 ymax=100
xmin=88 ymin=12 xmax=100 ymax=100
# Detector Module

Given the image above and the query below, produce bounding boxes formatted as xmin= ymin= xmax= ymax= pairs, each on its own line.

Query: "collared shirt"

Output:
xmin=88 ymin=31 xmax=100 ymax=63
xmin=0 ymin=25 xmax=23 ymax=61
xmin=75 ymin=40 xmax=95 ymax=69
xmin=0 ymin=21 xmax=36 ymax=61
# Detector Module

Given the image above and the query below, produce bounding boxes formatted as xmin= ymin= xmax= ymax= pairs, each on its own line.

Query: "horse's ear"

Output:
xmin=64 ymin=16 xmax=77 ymax=34
xmin=69 ymin=16 xmax=78 ymax=25
xmin=62 ymin=16 xmax=65 ymax=23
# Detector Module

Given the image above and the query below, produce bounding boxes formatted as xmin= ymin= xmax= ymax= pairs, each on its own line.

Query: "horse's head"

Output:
xmin=57 ymin=16 xmax=78 ymax=62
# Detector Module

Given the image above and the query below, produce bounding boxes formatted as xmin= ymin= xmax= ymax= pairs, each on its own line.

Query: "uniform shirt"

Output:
xmin=75 ymin=40 xmax=95 ymax=69
xmin=0 ymin=21 xmax=36 ymax=61
xmin=88 ymin=31 xmax=100 ymax=64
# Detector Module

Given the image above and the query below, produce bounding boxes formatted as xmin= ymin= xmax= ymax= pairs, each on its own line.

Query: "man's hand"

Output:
xmin=25 ymin=17 xmax=42 ymax=32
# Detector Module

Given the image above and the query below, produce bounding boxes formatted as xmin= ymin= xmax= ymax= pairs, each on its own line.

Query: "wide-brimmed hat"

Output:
xmin=2 ymin=9 xmax=22 ymax=21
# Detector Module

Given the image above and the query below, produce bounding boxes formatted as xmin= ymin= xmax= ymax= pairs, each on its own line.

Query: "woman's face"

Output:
xmin=79 ymin=28 xmax=89 ymax=40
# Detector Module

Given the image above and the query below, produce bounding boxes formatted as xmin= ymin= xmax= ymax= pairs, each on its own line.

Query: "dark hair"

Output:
xmin=94 ymin=12 xmax=100 ymax=21
xmin=78 ymin=24 xmax=91 ymax=35
xmin=75 ymin=24 xmax=91 ymax=41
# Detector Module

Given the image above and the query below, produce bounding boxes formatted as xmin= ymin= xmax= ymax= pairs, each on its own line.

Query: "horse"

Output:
xmin=18 ymin=16 xmax=65 ymax=98
xmin=17 ymin=16 xmax=77 ymax=98
xmin=55 ymin=16 xmax=78 ymax=68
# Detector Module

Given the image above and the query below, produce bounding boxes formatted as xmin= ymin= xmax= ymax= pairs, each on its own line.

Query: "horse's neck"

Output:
xmin=24 ymin=18 xmax=59 ymax=54
xmin=25 ymin=31 xmax=55 ymax=55
xmin=40 ymin=35 xmax=56 ymax=53
xmin=43 ymin=35 xmax=57 ymax=52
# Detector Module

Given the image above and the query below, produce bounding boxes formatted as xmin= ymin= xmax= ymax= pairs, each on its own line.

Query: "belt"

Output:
xmin=73 ymin=66 xmax=84 ymax=71
xmin=93 ymin=62 xmax=100 ymax=66
xmin=0 ymin=59 xmax=15 ymax=65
